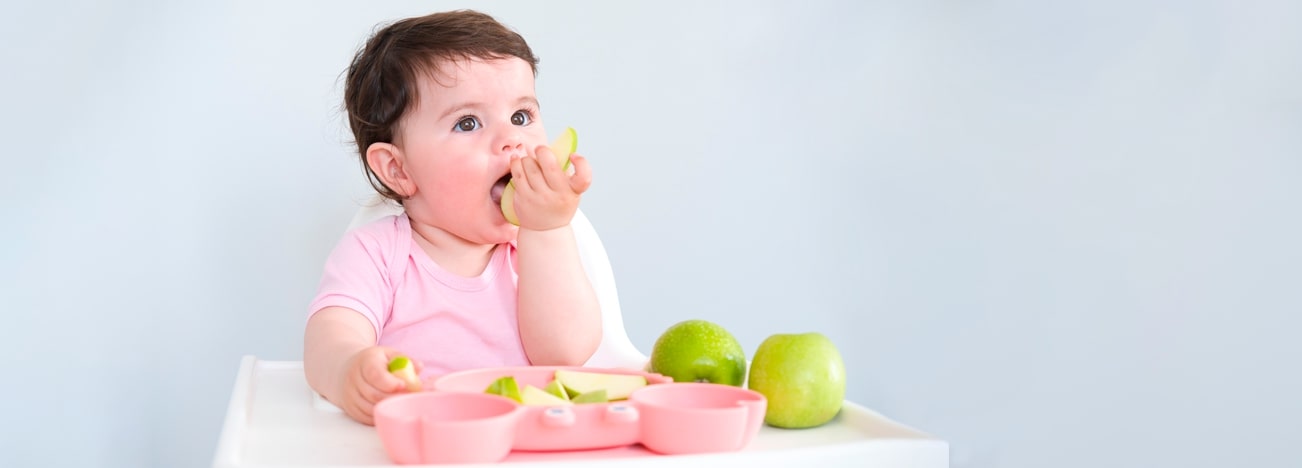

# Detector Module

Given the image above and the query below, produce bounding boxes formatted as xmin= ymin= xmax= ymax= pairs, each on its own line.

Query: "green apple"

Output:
xmin=553 ymin=369 xmax=646 ymax=400
xmin=500 ymin=127 xmax=578 ymax=226
xmin=649 ymin=319 xmax=747 ymax=386
xmin=484 ymin=376 xmax=523 ymax=403
xmin=747 ymin=332 xmax=846 ymax=428
xmin=570 ymin=389 xmax=608 ymax=404
xmin=521 ymin=384 xmax=573 ymax=406
xmin=386 ymin=355 xmax=421 ymax=392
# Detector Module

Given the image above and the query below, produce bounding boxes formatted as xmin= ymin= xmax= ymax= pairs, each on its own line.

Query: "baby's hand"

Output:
xmin=509 ymin=144 xmax=592 ymax=231
xmin=337 ymin=346 xmax=419 ymax=425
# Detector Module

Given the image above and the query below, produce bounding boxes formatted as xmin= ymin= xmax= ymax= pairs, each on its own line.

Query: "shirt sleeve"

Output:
xmin=306 ymin=220 xmax=399 ymax=340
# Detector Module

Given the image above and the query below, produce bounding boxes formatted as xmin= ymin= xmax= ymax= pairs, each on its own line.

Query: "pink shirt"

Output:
xmin=308 ymin=213 xmax=530 ymax=378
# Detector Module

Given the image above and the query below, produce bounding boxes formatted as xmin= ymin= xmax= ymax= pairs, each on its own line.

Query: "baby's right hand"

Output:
xmin=336 ymin=346 xmax=415 ymax=425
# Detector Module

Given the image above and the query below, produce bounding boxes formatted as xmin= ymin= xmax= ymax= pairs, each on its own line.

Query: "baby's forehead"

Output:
xmin=405 ymin=56 xmax=537 ymax=112
xmin=417 ymin=55 xmax=527 ymax=86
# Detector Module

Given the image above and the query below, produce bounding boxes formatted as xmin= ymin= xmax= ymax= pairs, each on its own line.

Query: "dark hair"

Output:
xmin=343 ymin=10 xmax=539 ymax=203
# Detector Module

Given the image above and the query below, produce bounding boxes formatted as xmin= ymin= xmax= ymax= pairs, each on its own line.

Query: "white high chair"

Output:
xmin=345 ymin=197 xmax=648 ymax=370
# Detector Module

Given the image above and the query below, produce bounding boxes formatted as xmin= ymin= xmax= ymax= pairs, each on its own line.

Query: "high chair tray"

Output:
xmin=213 ymin=356 xmax=948 ymax=467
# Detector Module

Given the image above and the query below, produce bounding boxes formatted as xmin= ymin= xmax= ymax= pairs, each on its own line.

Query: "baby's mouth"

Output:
xmin=490 ymin=174 xmax=512 ymax=205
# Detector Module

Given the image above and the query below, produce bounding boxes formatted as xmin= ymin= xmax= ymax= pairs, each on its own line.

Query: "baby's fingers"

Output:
xmin=510 ymin=155 xmax=535 ymax=192
xmin=535 ymin=144 xmax=570 ymax=190
xmin=364 ymin=358 xmax=408 ymax=394
xmin=568 ymin=154 xmax=592 ymax=194
xmin=347 ymin=386 xmax=379 ymax=424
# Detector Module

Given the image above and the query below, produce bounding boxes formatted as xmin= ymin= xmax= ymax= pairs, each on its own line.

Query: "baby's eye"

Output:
xmin=511 ymin=110 xmax=532 ymax=126
xmin=454 ymin=116 xmax=481 ymax=132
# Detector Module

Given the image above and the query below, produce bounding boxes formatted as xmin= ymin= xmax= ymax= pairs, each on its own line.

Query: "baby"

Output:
xmin=303 ymin=10 xmax=601 ymax=425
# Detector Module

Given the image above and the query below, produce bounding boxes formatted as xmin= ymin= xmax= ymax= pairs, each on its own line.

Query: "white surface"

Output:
xmin=214 ymin=357 xmax=948 ymax=468
xmin=4 ymin=2 xmax=1301 ymax=468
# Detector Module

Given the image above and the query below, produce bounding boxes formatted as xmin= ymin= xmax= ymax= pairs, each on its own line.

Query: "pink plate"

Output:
xmin=628 ymin=382 xmax=767 ymax=455
xmin=374 ymin=366 xmax=767 ymax=464
xmin=373 ymin=392 xmax=522 ymax=464
xmin=432 ymin=366 xmax=672 ymax=452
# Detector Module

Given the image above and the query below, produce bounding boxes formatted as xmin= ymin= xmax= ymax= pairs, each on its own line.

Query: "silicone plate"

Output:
xmin=432 ymin=366 xmax=672 ymax=452
xmin=374 ymin=366 xmax=767 ymax=465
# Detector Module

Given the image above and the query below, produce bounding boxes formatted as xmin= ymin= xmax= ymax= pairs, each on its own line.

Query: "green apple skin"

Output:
xmin=649 ymin=319 xmax=747 ymax=387
xmin=571 ymin=389 xmax=609 ymax=404
xmin=553 ymin=370 xmax=646 ymax=400
xmin=484 ymin=376 xmax=522 ymax=403
xmin=387 ymin=356 xmax=421 ymax=392
xmin=747 ymin=332 xmax=846 ymax=429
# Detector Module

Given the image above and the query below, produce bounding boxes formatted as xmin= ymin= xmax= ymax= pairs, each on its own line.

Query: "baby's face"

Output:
xmin=397 ymin=57 xmax=546 ymax=244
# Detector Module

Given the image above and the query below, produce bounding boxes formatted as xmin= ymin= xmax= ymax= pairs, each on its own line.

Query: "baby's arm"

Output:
xmin=304 ymin=307 xmax=411 ymax=425
xmin=512 ymin=146 xmax=603 ymax=365
xmin=517 ymin=225 xmax=603 ymax=364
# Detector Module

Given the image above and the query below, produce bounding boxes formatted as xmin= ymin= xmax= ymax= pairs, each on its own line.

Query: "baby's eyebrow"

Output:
xmin=515 ymin=96 xmax=540 ymax=109
xmin=437 ymin=101 xmax=483 ymax=122
xmin=436 ymin=96 xmax=539 ymax=122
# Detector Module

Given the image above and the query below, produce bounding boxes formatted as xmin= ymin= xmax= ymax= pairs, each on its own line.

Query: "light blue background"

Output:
xmin=2 ymin=1 xmax=1299 ymax=467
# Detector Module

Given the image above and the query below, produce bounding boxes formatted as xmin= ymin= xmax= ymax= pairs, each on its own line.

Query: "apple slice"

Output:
xmin=571 ymin=389 xmax=608 ymax=404
xmin=553 ymin=369 xmax=647 ymax=401
xmin=521 ymin=384 xmax=574 ymax=406
xmin=543 ymin=379 xmax=571 ymax=402
xmin=484 ymin=376 xmax=522 ymax=403
xmin=501 ymin=127 xmax=578 ymax=226
xmin=387 ymin=356 xmax=421 ymax=392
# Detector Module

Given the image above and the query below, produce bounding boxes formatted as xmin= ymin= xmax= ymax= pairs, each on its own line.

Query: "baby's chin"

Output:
xmin=484 ymin=220 xmax=519 ymax=244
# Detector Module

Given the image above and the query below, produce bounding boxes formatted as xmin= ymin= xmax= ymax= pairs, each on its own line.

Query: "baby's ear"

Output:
xmin=366 ymin=142 xmax=414 ymax=198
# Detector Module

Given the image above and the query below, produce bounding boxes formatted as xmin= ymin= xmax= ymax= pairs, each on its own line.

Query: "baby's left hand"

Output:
xmin=509 ymin=144 xmax=591 ymax=231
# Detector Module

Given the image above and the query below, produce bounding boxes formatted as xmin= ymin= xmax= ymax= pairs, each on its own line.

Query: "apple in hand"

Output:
xmin=387 ymin=356 xmax=421 ymax=392
xmin=747 ymin=332 xmax=846 ymax=428
xmin=649 ymin=319 xmax=747 ymax=386
xmin=500 ymin=127 xmax=578 ymax=226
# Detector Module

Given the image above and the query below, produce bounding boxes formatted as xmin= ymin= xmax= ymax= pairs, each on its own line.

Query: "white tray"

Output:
xmin=213 ymin=356 xmax=948 ymax=467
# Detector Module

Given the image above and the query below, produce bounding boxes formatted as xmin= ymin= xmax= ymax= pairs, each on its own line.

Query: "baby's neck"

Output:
xmin=408 ymin=222 xmax=498 ymax=277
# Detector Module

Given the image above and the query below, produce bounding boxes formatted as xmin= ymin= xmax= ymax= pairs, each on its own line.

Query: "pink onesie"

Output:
xmin=308 ymin=213 xmax=530 ymax=378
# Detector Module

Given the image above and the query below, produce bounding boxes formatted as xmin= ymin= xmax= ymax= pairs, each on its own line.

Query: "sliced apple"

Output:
xmin=387 ymin=356 xmax=421 ymax=392
xmin=521 ymin=384 xmax=574 ymax=406
xmin=553 ymin=369 xmax=647 ymax=401
xmin=501 ymin=127 xmax=578 ymax=226
xmin=543 ymin=379 xmax=571 ymax=402
xmin=484 ymin=376 xmax=522 ymax=403
xmin=550 ymin=126 xmax=577 ymax=173
xmin=500 ymin=183 xmax=520 ymax=226
xmin=571 ymin=389 xmax=609 ymax=404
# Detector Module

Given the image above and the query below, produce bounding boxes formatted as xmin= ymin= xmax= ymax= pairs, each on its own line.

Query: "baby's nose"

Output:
xmin=498 ymin=130 xmax=526 ymax=159
xmin=502 ymin=140 xmax=525 ymax=158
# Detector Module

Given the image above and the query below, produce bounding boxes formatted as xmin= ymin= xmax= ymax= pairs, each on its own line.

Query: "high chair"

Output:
xmin=344 ymin=197 xmax=649 ymax=370
xmin=215 ymin=200 xmax=948 ymax=466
